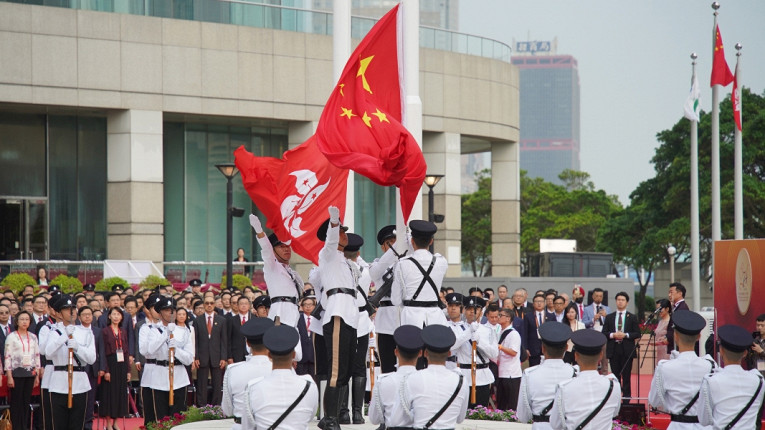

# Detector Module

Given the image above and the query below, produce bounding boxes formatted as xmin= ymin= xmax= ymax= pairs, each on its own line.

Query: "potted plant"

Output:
xmin=49 ymin=274 xmax=83 ymax=294
xmin=95 ymin=276 xmax=130 ymax=292
xmin=139 ymin=274 xmax=171 ymax=290
xmin=0 ymin=273 xmax=38 ymax=295
xmin=219 ymin=274 xmax=253 ymax=290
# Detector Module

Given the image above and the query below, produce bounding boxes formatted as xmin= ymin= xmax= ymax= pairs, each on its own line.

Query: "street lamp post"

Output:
xmin=667 ymin=245 xmax=676 ymax=283
xmin=423 ymin=174 xmax=444 ymax=253
xmin=216 ymin=163 xmax=240 ymax=291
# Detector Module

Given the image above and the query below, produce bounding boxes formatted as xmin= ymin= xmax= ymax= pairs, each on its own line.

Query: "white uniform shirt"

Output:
xmin=318 ymin=225 xmax=359 ymax=329
xmin=517 ymin=359 xmax=576 ymax=430
xmin=139 ymin=322 xmax=156 ymax=388
xmin=648 ymin=351 xmax=718 ymax=429
xmin=368 ymin=249 xmax=400 ymax=335
xmin=38 ymin=323 xmax=55 ymax=389
xmin=143 ymin=323 xmax=194 ymax=390
xmin=699 ymin=364 xmax=765 ymax=430
xmin=369 ymin=365 xmax=417 ymax=427
xmin=351 ymin=257 xmax=372 ymax=336
xmin=447 ymin=319 xmax=472 ymax=371
xmin=550 ymin=370 xmax=621 ymax=430
xmin=222 ymin=355 xmax=272 ymax=429
xmin=405 ymin=364 xmax=469 ymax=429
xmin=243 ymin=369 xmax=319 ymax=430
xmin=455 ymin=323 xmax=498 ymax=386
xmin=391 ymin=249 xmax=448 ymax=327
xmin=258 ymin=234 xmax=302 ymax=328
xmin=307 ymin=267 xmax=324 ymax=337
xmin=497 ymin=326 xmax=522 ymax=379
xmin=45 ymin=324 xmax=96 ymax=395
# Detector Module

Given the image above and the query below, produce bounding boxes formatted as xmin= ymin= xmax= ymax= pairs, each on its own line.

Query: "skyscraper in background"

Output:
xmin=511 ymin=40 xmax=580 ymax=185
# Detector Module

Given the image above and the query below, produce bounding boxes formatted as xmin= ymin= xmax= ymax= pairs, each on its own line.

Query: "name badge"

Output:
xmin=116 ymin=349 xmax=125 ymax=363
xmin=22 ymin=353 xmax=32 ymax=367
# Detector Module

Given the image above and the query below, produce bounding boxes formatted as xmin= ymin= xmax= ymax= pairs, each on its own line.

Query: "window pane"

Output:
xmin=77 ymin=116 xmax=107 ymax=260
xmin=48 ymin=115 xmax=78 ymax=259
xmin=0 ymin=113 xmax=46 ymax=197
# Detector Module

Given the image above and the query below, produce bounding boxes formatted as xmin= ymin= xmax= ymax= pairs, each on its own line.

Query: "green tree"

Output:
xmin=461 ymin=170 xmax=492 ymax=276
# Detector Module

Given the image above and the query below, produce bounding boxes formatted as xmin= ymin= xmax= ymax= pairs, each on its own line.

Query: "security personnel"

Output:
xmin=445 ymin=293 xmax=469 ymax=372
xmin=45 ymin=294 xmax=97 ymax=430
xmin=456 ymin=295 xmax=498 ymax=408
xmin=391 ymin=220 xmax=448 ymax=328
xmin=249 ymin=214 xmax=303 ymax=327
xmin=222 ymin=318 xmax=274 ymax=430
xmin=699 ymin=324 xmax=765 ymax=430
xmin=144 ymin=297 xmax=194 ymax=419
xmin=405 ymin=325 xmax=469 ymax=429
xmin=138 ymin=293 xmax=163 ymax=424
xmin=38 ymin=293 xmax=62 ymax=430
xmin=550 ymin=330 xmax=621 ymax=430
xmin=649 ymin=310 xmax=718 ymax=429
xmin=368 ymin=225 xmax=403 ymax=374
xmin=253 ymin=295 xmax=272 ymax=318
xmin=316 ymin=206 xmax=360 ymax=430
xmin=369 ymin=325 xmax=422 ymax=430
xmin=517 ymin=322 xmax=576 ymax=429
xmin=243 ymin=325 xmax=319 ymax=430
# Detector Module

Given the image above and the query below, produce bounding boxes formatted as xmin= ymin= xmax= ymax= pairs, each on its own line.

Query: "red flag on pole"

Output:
xmin=732 ymin=69 xmax=741 ymax=131
xmin=710 ymin=25 xmax=734 ymax=87
xmin=234 ymin=137 xmax=349 ymax=264
xmin=315 ymin=4 xmax=426 ymax=223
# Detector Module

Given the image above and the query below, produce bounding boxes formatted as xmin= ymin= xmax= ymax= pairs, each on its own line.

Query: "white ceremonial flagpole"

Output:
xmin=335 ymin=0 xmax=354 ymax=232
xmin=689 ymin=53 xmax=701 ymax=312
xmin=710 ymin=3 xmax=722 ymax=247
xmin=733 ymin=43 xmax=743 ymax=240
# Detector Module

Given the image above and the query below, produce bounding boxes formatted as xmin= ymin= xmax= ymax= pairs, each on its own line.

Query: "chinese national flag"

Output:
xmin=315 ymin=4 xmax=426 ymax=223
xmin=234 ymin=137 xmax=349 ymax=264
xmin=732 ymin=68 xmax=741 ymax=131
xmin=710 ymin=25 xmax=734 ymax=87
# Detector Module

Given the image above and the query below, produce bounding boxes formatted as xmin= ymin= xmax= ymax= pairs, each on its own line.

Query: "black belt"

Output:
xmin=326 ymin=288 xmax=357 ymax=298
xmin=532 ymin=414 xmax=550 ymax=422
xmin=670 ymin=414 xmax=699 ymax=423
xmin=388 ymin=427 xmax=414 ymax=430
xmin=459 ymin=363 xmax=489 ymax=370
xmin=54 ymin=366 xmax=85 ymax=372
xmin=358 ymin=306 xmax=367 ymax=312
xmin=446 ymin=356 xmax=458 ymax=362
xmin=45 ymin=360 xmax=53 ymax=366
xmin=271 ymin=296 xmax=298 ymax=305
xmin=403 ymin=300 xmax=440 ymax=308
xmin=379 ymin=300 xmax=394 ymax=307
xmin=145 ymin=359 xmax=182 ymax=367
xmin=233 ymin=417 xmax=242 ymax=424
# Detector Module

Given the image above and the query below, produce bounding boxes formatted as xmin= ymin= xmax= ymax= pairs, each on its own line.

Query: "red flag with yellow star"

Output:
xmin=234 ymin=137 xmax=349 ymax=264
xmin=710 ymin=24 xmax=733 ymax=87
xmin=315 ymin=4 xmax=426 ymax=222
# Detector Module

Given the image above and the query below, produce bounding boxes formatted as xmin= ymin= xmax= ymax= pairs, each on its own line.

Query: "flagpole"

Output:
xmin=334 ymin=0 xmax=355 ymax=232
xmin=733 ymin=43 xmax=743 ymax=240
xmin=689 ymin=53 xmax=701 ymax=312
xmin=710 ymin=2 xmax=722 ymax=248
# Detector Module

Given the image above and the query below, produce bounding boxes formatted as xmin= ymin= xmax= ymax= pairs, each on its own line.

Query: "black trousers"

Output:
xmin=10 ymin=376 xmax=34 ymax=430
xmin=610 ymin=345 xmax=634 ymax=400
xmin=196 ymin=365 xmax=222 ymax=406
xmin=313 ymin=333 xmax=327 ymax=380
xmin=50 ymin=392 xmax=88 ymax=430
xmin=84 ymin=373 xmax=97 ymax=430
xmin=323 ymin=316 xmax=357 ymax=388
xmin=496 ymin=377 xmax=521 ymax=412
xmin=528 ymin=355 xmax=542 ymax=367
xmin=141 ymin=387 xmax=156 ymax=425
xmin=352 ymin=334 xmax=369 ymax=378
xmin=151 ymin=387 xmax=188 ymax=422
xmin=468 ymin=384 xmax=491 ymax=409
xmin=377 ymin=333 xmax=397 ymax=374
xmin=40 ymin=388 xmax=52 ymax=430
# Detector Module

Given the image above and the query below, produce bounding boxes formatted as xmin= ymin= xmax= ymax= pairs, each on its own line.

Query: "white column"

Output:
xmin=491 ymin=141 xmax=521 ymax=277
xmin=334 ymin=0 xmax=354 ymax=232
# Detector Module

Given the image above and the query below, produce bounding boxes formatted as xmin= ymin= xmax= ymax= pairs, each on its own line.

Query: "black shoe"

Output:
xmin=338 ymin=384 xmax=350 ymax=424
xmin=375 ymin=425 xmax=386 ymax=430
xmin=352 ymin=376 xmax=366 ymax=424
xmin=323 ymin=385 xmax=340 ymax=426
xmin=318 ymin=417 xmax=327 ymax=430
xmin=322 ymin=416 xmax=342 ymax=430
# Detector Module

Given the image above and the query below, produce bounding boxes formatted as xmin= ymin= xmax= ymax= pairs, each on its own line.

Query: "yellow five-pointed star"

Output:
xmin=371 ymin=108 xmax=389 ymax=123
xmin=339 ymin=83 xmax=345 ymax=97
xmin=357 ymin=55 xmax=374 ymax=94
xmin=362 ymin=111 xmax=372 ymax=128
xmin=341 ymin=107 xmax=356 ymax=119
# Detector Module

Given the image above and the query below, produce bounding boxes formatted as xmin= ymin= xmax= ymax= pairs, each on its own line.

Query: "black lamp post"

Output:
xmin=423 ymin=174 xmax=444 ymax=253
xmin=216 ymin=163 xmax=240 ymax=291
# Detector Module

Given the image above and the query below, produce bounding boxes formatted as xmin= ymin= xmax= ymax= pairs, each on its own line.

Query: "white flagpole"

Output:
xmin=710 ymin=3 xmax=722 ymax=247
xmin=733 ymin=43 xmax=743 ymax=240
xmin=334 ymin=0 xmax=354 ymax=232
xmin=689 ymin=53 xmax=701 ymax=312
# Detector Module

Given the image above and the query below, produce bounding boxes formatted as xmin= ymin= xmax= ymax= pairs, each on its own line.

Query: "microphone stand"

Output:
xmin=618 ymin=309 xmax=660 ymax=407
xmin=639 ymin=310 xmax=661 ymax=369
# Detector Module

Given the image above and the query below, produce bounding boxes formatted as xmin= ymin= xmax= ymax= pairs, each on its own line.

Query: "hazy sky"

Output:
xmin=459 ymin=1 xmax=765 ymax=205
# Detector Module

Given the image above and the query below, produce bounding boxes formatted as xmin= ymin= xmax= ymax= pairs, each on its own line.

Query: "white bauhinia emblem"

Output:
xmin=281 ymin=169 xmax=331 ymax=238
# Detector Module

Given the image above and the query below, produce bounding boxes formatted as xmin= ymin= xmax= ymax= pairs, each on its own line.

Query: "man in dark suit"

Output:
xmin=666 ymin=282 xmax=690 ymax=352
xmin=226 ymin=296 xmax=256 ymax=364
xmin=603 ymin=291 xmax=641 ymax=401
xmin=296 ymin=296 xmax=316 ymax=377
xmin=0 ymin=304 xmax=13 ymax=361
xmin=524 ymin=293 xmax=555 ymax=366
xmin=193 ymin=295 xmax=229 ymax=406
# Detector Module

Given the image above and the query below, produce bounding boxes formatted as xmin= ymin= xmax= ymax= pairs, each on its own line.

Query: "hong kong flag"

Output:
xmin=234 ymin=137 xmax=349 ymax=264
xmin=315 ymin=4 xmax=426 ymax=223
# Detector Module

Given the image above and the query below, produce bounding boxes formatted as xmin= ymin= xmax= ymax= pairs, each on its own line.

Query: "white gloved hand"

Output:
xmin=249 ymin=214 xmax=263 ymax=233
xmin=166 ymin=323 xmax=177 ymax=333
xmin=470 ymin=331 xmax=480 ymax=343
xmin=328 ymin=206 xmax=340 ymax=224
xmin=670 ymin=350 xmax=680 ymax=360
xmin=65 ymin=325 xmax=76 ymax=336
xmin=470 ymin=322 xmax=480 ymax=333
xmin=166 ymin=338 xmax=177 ymax=349
xmin=66 ymin=338 xmax=79 ymax=351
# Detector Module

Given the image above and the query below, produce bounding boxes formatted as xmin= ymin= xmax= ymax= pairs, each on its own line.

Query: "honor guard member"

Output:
xmin=38 ymin=293 xmax=62 ymax=430
xmin=316 ymin=206 xmax=360 ymax=430
xmin=369 ymin=324 xmax=422 ymax=430
xmin=391 ymin=220 xmax=448 ymax=328
xmin=649 ymin=310 xmax=718 ymax=429
xmin=343 ymin=233 xmax=374 ymax=425
xmin=405 ymin=325 xmax=469 ymax=429
xmin=445 ymin=293 xmax=469 ymax=372
xmin=458 ymin=295 xmax=498 ymax=408
xmin=252 ymin=295 xmax=272 ymax=318
xmin=45 ymin=294 xmax=97 ymax=430
xmin=517 ymin=322 xmax=576 ymax=429
xmin=222 ymin=318 xmax=274 ymax=430
xmin=249 ymin=215 xmax=303 ymax=327
xmin=368 ymin=225 xmax=403 ymax=374
xmin=550 ymin=330 xmax=621 ymax=430
xmin=699 ymin=325 xmax=765 ymax=430
xmin=243 ymin=325 xmax=319 ymax=430
xmin=138 ymin=293 xmax=163 ymax=424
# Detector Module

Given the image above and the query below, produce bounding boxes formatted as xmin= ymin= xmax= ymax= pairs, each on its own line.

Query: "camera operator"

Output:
xmin=748 ymin=313 xmax=765 ymax=379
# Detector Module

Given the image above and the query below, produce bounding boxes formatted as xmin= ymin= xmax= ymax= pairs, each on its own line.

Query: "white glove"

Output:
xmin=166 ymin=338 xmax=177 ymax=349
xmin=167 ymin=323 xmax=177 ymax=333
xmin=249 ymin=214 xmax=263 ymax=233
xmin=66 ymin=338 xmax=78 ymax=351
xmin=469 ymin=322 xmax=480 ymax=333
xmin=670 ymin=350 xmax=680 ymax=360
xmin=328 ymin=206 xmax=340 ymax=224
xmin=470 ymin=331 xmax=480 ymax=343
xmin=65 ymin=325 xmax=76 ymax=336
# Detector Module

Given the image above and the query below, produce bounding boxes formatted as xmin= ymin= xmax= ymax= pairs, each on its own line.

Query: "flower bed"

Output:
xmin=143 ymin=406 xmax=227 ymax=430
xmin=466 ymin=407 xmax=658 ymax=429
